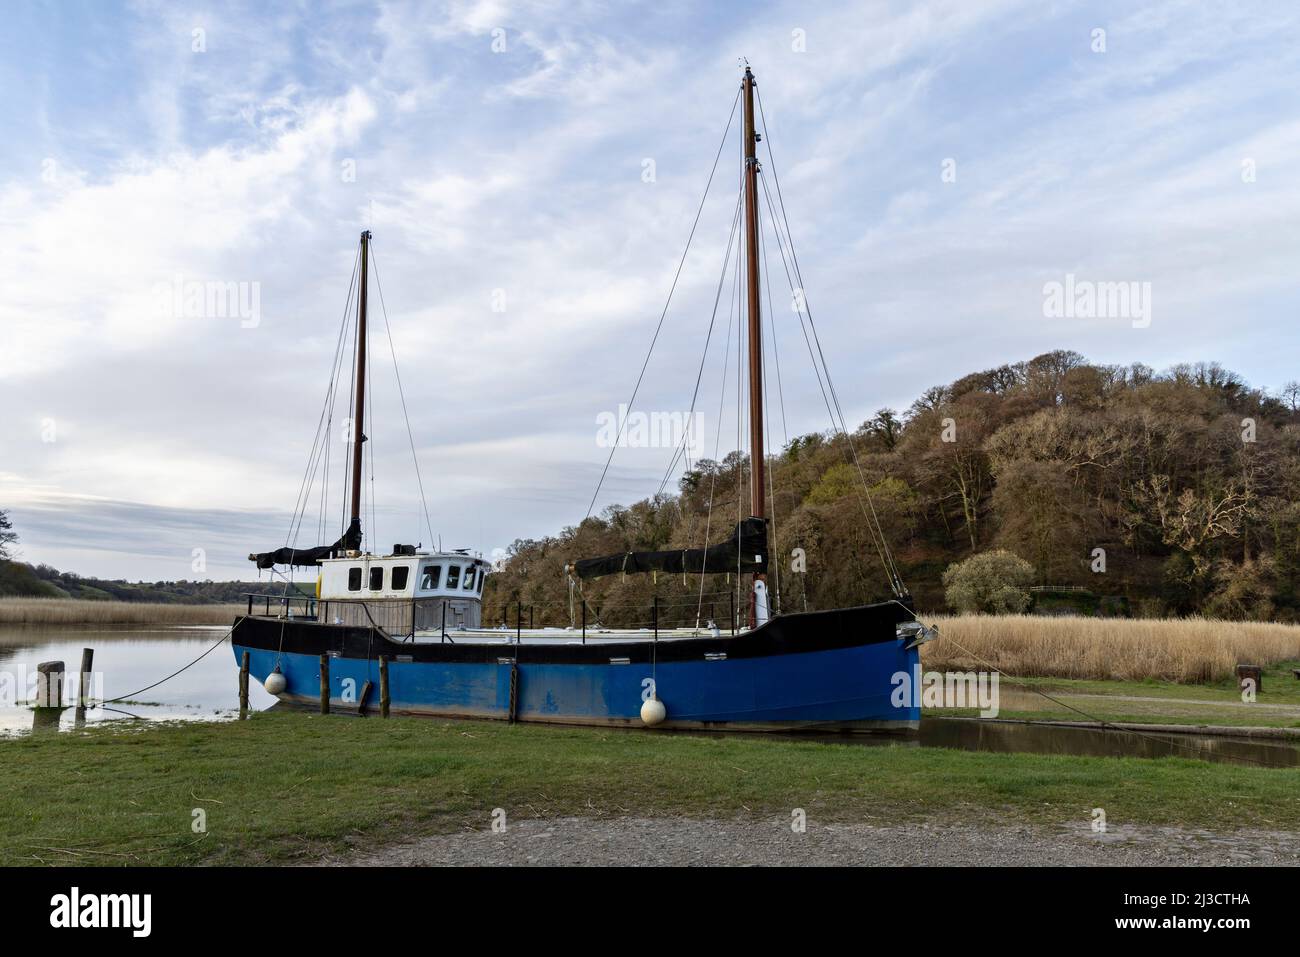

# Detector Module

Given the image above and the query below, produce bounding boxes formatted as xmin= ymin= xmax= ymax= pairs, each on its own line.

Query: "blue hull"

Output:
xmin=231 ymin=603 xmax=920 ymax=731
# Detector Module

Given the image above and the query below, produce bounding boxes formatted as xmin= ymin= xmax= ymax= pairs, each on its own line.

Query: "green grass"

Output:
xmin=4 ymin=711 xmax=1300 ymax=866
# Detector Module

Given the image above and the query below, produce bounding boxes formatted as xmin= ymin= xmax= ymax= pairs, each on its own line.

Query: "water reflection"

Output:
xmin=780 ymin=718 xmax=1300 ymax=768
xmin=918 ymin=717 xmax=1300 ymax=768
xmin=689 ymin=718 xmax=1300 ymax=767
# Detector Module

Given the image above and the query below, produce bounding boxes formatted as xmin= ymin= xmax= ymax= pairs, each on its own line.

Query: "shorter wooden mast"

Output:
xmin=348 ymin=230 xmax=371 ymax=543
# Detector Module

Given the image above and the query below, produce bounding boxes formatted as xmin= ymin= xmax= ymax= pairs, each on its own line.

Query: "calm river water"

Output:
xmin=0 ymin=623 xmax=270 ymax=735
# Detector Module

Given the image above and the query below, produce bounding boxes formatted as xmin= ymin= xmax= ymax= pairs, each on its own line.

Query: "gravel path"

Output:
xmin=326 ymin=817 xmax=1300 ymax=867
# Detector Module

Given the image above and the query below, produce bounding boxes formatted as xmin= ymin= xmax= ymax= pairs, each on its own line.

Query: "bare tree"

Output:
xmin=0 ymin=510 xmax=16 ymax=562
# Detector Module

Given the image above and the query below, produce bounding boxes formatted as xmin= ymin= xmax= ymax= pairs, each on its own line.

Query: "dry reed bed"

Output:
xmin=0 ymin=598 xmax=243 ymax=626
xmin=921 ymin=614 xmax=1300 ymax=683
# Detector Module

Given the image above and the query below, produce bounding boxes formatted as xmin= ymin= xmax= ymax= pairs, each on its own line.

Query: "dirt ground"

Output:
xmin=323 ymin=816 xmax=1300 ymax=867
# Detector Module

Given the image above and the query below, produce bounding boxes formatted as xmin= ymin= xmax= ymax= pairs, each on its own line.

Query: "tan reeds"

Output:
xmin=919 ymin=614 xmax=1300 ymax=683
xmin=0 ymin=598 xmax=243 ymax=626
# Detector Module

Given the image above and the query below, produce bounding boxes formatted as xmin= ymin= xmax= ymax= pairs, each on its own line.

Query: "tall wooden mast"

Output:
xmin=349 ymin=229 xmax=371 ymax=538
xmin=742 ymin=68 xmax=765 ymax=523
xmin=742 ymin=67 xmax=768 ymax=624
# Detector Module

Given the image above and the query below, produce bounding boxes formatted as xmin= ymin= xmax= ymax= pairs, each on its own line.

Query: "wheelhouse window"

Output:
xmin=462 ymin=566 xmax=476 ymax=591
xmin=420 ymin=565 xmax=441 ymax=590
xmin=347 ymin=567 xmax=362 ymax=591
xmin=445 ymin=564 xmax=461 ymax=589
xmin=477 ymin=571 xmax=485 ymax=594
xmin=369 ymin=567 xmax=384 ymax=591
xmin=392 ymin=566 xmax=410 ymax=591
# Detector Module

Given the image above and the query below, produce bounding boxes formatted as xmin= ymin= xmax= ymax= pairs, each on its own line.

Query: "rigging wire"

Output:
xmin=584 ymin=86 xmax=742 ymax=521
xmin=759 ymin=187 xmax=876 ymax=600
xmin=260 ymin=241 xmax=360 ymax=659
xmin=756 ymin=89 xmax=905 ymax=597
xmin=694 ymin=221 xmax=743 ymax=629
xmin=285 ymin=247 xmax=360 ymax=555
xmin=257 ymin=239 xmax=364 ymax=661
xmin=757 ymin=171 xmax=898 ymax=599
xmin=341 ymin=270 xmax=360 ymax=539
xmin=758 ymin=209 xmax=790 ymax=614
xmin=318 ymin=281 xmax=350 ymax=547
xmin=370 ymin=242 xmax=440 ymax=552
xmin=654 ymin=181 xmax=745 ymax=624
xmin=366 ymin=307 xmax=377 ymax=552
xmin=309 ymin=291 xmax=352 ymax=549
xmin=653 ymin=183 xmax=745 ymax=501
xmin=759 ymin=293 xmax=780 ymax=615
xmin=317 ymin=393 xmax=331 ymax=545
xmin=758 ymin=208 xmax=790 ymax=450
xmin=735 ymin=208 xmax=745 ymax=617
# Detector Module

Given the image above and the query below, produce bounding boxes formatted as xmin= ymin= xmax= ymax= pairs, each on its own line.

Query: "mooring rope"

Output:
xmin=584 ymin=85 xmax=741 ymax=520
xmin=98 ymin=627 xmax=234 ymax=705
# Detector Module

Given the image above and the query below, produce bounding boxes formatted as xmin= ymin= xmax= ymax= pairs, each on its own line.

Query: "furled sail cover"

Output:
xmin=572 ymin=517 xmax=767 ymax=580
xmin=249 ymin=519 xmax=362 ymax=570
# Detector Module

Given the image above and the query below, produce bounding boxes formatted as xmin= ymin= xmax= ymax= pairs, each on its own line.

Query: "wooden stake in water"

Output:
xmin=239 ymin=651 xmax=250 ymax=719
xmin=319 ymin=653 xmax=330 ymax=715
xmin=35 ymin=661 xmax=64 ymax=709
xmin=78 ymin=648 xmax=94 ymax=709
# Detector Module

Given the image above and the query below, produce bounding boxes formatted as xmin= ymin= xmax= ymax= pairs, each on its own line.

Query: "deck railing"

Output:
xmin=244 ymin=592 xmax=755 ymax=643
xmin=244 ymin=594 xmax=475 ymax=642
xmin=244 ymin=593 xmax=318 ymax=619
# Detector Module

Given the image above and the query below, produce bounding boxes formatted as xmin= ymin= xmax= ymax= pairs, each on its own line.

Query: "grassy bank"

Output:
xmin=923 ymin=614 xmax=1300 ymax=683
xmin=4 ymin=712 xmax=1300 ymax=866
xmin=0 ymin=598 xmax=243 ymax=626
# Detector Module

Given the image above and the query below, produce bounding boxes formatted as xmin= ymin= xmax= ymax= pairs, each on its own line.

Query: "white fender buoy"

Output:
xmin=640 ymin=695 xmax=667 ymax=727
xmin=264 ymin=669 xmax=287 ymax=695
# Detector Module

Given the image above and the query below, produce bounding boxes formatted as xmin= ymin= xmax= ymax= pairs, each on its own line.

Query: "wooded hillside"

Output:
xmin=483 ymin=351 xmax=1300 ymax=625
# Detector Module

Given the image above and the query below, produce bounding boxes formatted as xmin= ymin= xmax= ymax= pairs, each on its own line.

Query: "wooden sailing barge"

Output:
xmin=232 ymin=67 xmax=929 ymax=731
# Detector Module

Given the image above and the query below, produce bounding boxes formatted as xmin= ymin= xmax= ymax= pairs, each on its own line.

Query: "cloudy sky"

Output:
xmin=2 ymin=0 xmax=1297 ymax=581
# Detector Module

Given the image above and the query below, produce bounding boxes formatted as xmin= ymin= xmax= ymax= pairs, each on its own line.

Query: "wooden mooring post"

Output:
xmin=78 ymin=647 xmax=94 ymax=709
xmin=319 ymin=654 xmax=330 ymax=715
xmin=379 ymin=656 xmax=390 ymax=718
xmin=35 ymin=661 xmax=64 ymax=709
xmin=239 ymin=650 xmax=250 ymax=719
xmin=508 ymin=661 xmax=519 ymax=724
